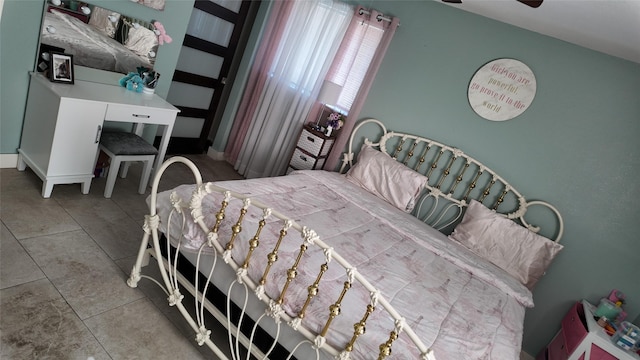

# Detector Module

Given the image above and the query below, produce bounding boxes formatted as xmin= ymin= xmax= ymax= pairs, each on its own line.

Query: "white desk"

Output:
xmin=18 ymin=73 xmax=179 ymax=198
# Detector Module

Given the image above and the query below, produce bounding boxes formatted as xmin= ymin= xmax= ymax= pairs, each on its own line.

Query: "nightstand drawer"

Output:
xmin=590 ymin=344 xmax=618 ymax=360
xmin=548 ymin=332 xmax=569 ymax=360
xmin=561 ymin=302 xmax=588 ymax=355
xmin=290 ymin=148 xmax=324 ymax=170
xmin=297 ymin=129 xmax=334 ymax=157
xmin=541 ymin=301 xmax=639 ymax=360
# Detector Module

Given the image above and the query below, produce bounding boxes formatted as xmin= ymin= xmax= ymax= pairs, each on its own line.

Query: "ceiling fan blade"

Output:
xmin=516 ymin=0 xmax=543 ymax=8
xmin=442 ymin=0 xmax=543 ymax=7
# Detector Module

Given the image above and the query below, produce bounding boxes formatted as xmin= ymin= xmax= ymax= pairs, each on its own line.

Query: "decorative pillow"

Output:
xmin=88 ymin=6 xmax=121 ymax=38
xmin=345 ymin=145 xmax=428 ymax=212
xmin=124 ymin=26 xmax=159 ymax=59
xmin=448 ymin=199 xmax=563 ymax=289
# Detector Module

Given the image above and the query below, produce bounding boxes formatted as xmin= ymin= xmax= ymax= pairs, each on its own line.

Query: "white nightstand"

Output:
xmin=287 ymin=125 xmax=335 ymax=174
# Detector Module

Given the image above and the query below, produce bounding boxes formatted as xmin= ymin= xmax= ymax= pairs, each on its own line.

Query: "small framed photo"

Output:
xmin=49 ymin=52 xmax=74 ymax=84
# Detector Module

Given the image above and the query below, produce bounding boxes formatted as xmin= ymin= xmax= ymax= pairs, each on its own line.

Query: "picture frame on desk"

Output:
xmin=48 ymin=52 xmax=74 ymax=84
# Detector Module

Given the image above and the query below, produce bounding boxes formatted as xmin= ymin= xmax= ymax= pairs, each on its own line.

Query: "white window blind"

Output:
xmin=327 ymin=21 xmax=384 ymax=115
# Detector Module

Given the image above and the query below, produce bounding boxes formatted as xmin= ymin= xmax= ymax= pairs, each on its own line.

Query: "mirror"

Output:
xmin=37 ymin=1 xmax=159 ymax=76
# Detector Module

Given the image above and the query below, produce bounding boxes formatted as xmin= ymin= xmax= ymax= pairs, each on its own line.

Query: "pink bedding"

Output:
xmin=154 ymin=170 xmax=533 ymax=359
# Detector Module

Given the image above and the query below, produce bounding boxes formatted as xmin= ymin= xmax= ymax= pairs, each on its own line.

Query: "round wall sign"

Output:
xmin=468 ymin=58 xmax=536 ymax=121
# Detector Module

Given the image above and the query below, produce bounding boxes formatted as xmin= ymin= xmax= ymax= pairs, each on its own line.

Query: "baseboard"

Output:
xmin=206 ymin=147 xmax=225 ymax=161
xmin=520 ymin=350 xmax=535 ymax=360
xmin=0 ymin=154 xmax=18 ymax=168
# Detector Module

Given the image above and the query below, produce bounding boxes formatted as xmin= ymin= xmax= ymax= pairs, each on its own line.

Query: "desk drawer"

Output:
xmin=105 ymin=104 xmax=172 ymax=124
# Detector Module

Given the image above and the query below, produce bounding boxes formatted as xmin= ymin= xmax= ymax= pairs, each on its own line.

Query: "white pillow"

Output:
xmin=345 ymin=145 xmax=428 ymax=212
xmin=448 ymin=199 xmax=563 ymax=289
xmin=88 ymin=6 xmax=121 ymax=38
xmin=124 ymin=26 xmax=158 ymax=59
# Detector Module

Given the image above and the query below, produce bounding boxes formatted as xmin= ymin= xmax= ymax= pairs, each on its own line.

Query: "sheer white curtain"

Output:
xmin=234 ymin=0 xmax=352 ymax=178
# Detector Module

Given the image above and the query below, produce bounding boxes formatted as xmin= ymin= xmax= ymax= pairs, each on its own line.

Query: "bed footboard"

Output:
xmin=127 ymin=156 xmax=435 ymax=360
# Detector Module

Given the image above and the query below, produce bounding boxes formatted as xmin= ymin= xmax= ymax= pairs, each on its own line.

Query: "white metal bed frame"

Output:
xmin=126 ymin=118 xmax=563 ymax=359
xmin=341 ymin=119 xmax=563 ymax=241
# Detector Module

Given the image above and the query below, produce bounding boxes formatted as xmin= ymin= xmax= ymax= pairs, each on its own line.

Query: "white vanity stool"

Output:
xmin=98 ymin=131 xmax=158 ymax=198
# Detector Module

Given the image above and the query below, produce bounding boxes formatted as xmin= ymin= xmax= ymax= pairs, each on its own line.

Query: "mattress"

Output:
xmin=154 ymin=170 xmax=533 ymax=359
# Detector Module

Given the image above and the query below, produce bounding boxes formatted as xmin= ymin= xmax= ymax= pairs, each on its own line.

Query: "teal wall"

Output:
xmin=213 ymin=2 xmax=640 ymax=354
xmin=0 ymin=0 xmax=194 ymax=154
xmin=0 ymin=0 xmax=42 ymax=155
xmin=3 ymin=0 xmax=640 ymax=356
xmin=347 ymin=1 xmax=640 ymax=355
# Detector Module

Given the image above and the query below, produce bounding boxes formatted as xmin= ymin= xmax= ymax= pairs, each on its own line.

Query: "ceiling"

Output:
xmin=439 ymin=0 xmax=640 ymax=64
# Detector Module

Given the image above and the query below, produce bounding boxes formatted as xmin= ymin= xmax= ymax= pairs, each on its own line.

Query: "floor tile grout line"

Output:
xmin=11 ymin=230 xmax=143 ymax=324
xmin=1 ymin=156 xmax=242 ymax=358
xmin=52 ymin=193 xmax=147 ymax=263
xmin=0 ymin=276 xmax=47 ymax=291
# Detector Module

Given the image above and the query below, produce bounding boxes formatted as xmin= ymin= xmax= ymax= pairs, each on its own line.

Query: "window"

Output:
xmin=325 ymin=10 xmax=388 ymax=115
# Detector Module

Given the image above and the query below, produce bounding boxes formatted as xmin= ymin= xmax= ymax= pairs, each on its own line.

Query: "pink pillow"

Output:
xmin=448 ymin=200 xmax=563 ymax=289
xmin=345 ymin=145 xmax=428 ymax=212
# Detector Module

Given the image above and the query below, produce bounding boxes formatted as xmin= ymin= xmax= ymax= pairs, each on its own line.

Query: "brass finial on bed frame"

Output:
xmin=277 ymin=244 xmax=308 ymax=304
xmin=393 ymin=138 xmax=406 ymax=160
xmin=345 ymin=304 xmax=375 ymax=352
xmin=495 ymin=189 xmax=508 ymax=210
xmin=427 ymin=150 xmax=444 ymax=179
xmin=258 ymin=226 xmax=289 ymax=286
xmin=241 ymin=218 xmax=266 ymax=269
xmin=403 ymin=141 xmax=417 ymax=165
xmin=415 ymin=144 xmax=430 ymax=172
xmin=320 ymin=281 xmax=351 ymax=337
xmin=225 ymin=206 xmax=247 ymax=250
xmin=435 ymin=154 xmax=457 ymax=190
xmin=211 ymin=197 xmax=228 ymax=233
xmin=378 ymin=329 xmax=399 ymax=360
xmin=450 ymin=162 xmax=470 ymax=195
xmin=479 ymin=178 xmax=496 ymax=203
xmin=462 ymin=169 xmax=483 ymax=201
xmin=297 ymin=263 xmax=328 ymax=319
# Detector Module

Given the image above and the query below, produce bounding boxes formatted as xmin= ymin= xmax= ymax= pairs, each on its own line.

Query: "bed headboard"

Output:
xmin=340 ymin=119 xmax=564 ymax=242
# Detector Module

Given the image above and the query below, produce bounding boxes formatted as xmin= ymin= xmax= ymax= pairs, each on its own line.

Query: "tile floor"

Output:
xmin=0 ymin=154 xmax=243 ymax=359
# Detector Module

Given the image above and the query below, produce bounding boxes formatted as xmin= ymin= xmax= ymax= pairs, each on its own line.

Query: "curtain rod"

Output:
xmin=358 ymin=8 xmax=393 ymax=23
